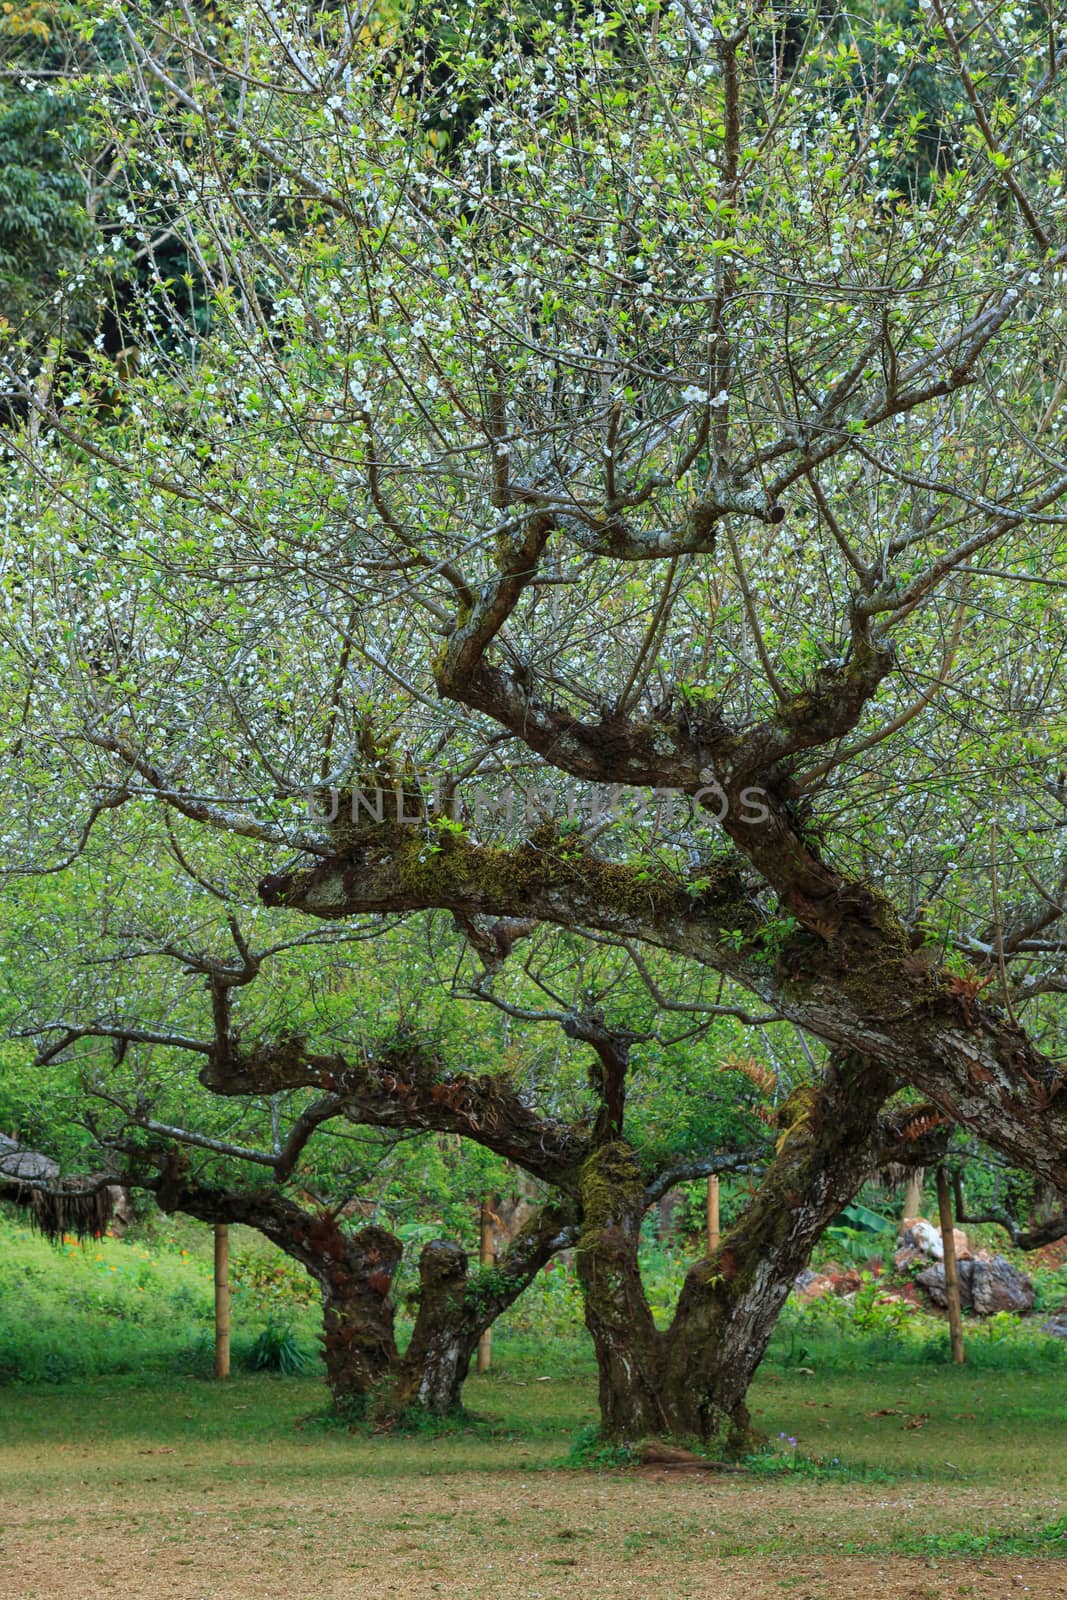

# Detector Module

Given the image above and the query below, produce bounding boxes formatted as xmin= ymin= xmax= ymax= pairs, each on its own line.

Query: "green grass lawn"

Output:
xmin=3 ymin=1355 xmax=1065 ymax=1502
xmin=1 ymin=1358 xmax=1064 ymax=1586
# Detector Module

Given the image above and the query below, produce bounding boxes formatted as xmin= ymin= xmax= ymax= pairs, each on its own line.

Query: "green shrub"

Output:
xmin=769 ymin=1289 xmax=1067 ymax=1375
xmin=245 ymin=1320 xmax=311 ymax=1376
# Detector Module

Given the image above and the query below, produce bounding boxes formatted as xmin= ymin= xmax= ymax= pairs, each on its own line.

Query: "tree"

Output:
xmin=2 ymin=1007 xmax=580 ymax=1418
xmin=0 ymin=885 xmax=586 ymax=1418
xmin=11 ymin=893 xmax=938 ymax=1445
xmin=2 ymin=0 xmax=1067 ymax=1438
xmin=145 ymin=1167 xmax=574 ymax=1419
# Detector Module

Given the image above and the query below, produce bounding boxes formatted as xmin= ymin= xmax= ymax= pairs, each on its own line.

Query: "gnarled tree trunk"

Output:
xmin=152 ymin=1176 xmax=572 ymax=1419
xmin=154 ymin=1182 xmax=404 ymax=1414
xmin=394 ymin=1240 xmax=481 ymax=1414
xmin=575 ymin=1057 xmax=928 ymax=1451
xmin=575 ymin=1143 xmax=675 ymax=1438
xmin=393 ymin=1197 xmax=579 ymax=1415
xmin=287 ymin=1214 xmax=402 ymax=1411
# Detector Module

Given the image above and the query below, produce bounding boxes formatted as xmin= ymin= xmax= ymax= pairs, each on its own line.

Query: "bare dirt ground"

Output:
xmin=2 ymin=1468 xmax=1064 ymax=1600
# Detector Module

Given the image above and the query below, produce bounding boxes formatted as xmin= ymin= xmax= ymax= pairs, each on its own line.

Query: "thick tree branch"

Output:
xmin=201 ymin=1032 xmax=590 ymax=1190
xmin=255 ymin=825 xmax=1067 ymax=1191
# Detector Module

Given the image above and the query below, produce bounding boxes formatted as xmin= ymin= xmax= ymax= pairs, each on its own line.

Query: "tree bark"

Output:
xmin=297 ymin=1217 xmax=403 ymax=1411
xmin=393 ymin=1199 xmax=578 ymax=1415
xmin=665 ymin=1062 xmax=894 ymax=1448
xmin=395 ymin=1241 xmax=481 ymax=1414
xmin=575 ymin=1143 xmax=675 ymax=1438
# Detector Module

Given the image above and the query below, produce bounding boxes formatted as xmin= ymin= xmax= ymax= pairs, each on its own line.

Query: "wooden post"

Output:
xmin=936 ymin=1168 xmax=965 ymax=1366
xmin=707 ymin=1174 xmax=720 ymax=1253
xmin=214 ymin=1222 xmax=231 ymax=1379
xmin=902 ymin=1167 xmax=924 ymax=1222
xmin=476 ymin=1198 xmax=494 ymax=1375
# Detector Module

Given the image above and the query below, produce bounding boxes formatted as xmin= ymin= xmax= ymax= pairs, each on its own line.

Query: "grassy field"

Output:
xmin=2 ymin=1359 xmax=1065 ymax=1598
xmin=1 ymin=1212 xmax=1065 ymax=1597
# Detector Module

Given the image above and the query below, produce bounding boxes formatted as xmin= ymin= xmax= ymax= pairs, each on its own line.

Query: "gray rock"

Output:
xmin=916 ymin=1254 xmax=1034 ymax=1316
xmin=971 ymin=1255 xmax=1034 ymax=1315
xmin=917 ymin=1261 xmax=970 ymax=1310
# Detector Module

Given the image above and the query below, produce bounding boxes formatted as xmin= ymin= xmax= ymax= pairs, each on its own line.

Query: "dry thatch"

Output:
xmin=0 ymin=1135 xmax=115 ymax=1242
xmin=29 ymin=1182 xmax=116 ymax=1244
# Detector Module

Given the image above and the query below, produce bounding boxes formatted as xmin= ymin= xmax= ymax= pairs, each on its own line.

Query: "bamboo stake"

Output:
xmin=476 ymin=1198 xmax=494 ymax=1375
xmin=707 ymin=1174 xmax=720 ymax=1252
xmin=936 ymin=1168 xmax=965 ymax=1365
xmin=214 ymin=1222 xmax=231 ymax=1380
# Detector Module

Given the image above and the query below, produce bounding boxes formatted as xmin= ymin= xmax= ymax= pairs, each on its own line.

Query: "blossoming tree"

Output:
xmin=3 ymin=0 xmax=1067 ymax=1439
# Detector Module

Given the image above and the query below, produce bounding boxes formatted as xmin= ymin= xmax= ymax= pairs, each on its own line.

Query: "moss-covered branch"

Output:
xmin=257 ymin=823 xmax=1067 ymax=1193
xmin=201 ymin=1033 xmax=589 ymax=1189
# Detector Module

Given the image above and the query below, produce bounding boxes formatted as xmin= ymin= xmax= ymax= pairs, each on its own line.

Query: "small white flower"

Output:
xmin=710 ymin=390 xmax=729 ymax=409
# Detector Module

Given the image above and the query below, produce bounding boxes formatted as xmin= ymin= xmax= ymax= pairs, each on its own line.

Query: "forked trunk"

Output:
xmin=152 ymin=1179 xmax=571 ymax=1420
xmin=576 ymin=1057 xmax=904 ymax=1450
xmin=575 ymin=1143 xmax=759 ymax=1449
xmin=392 ymin=1200 xmax=578 ymax=1416
xmin=312 ymin=1207 xmax=576 ymax=1418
